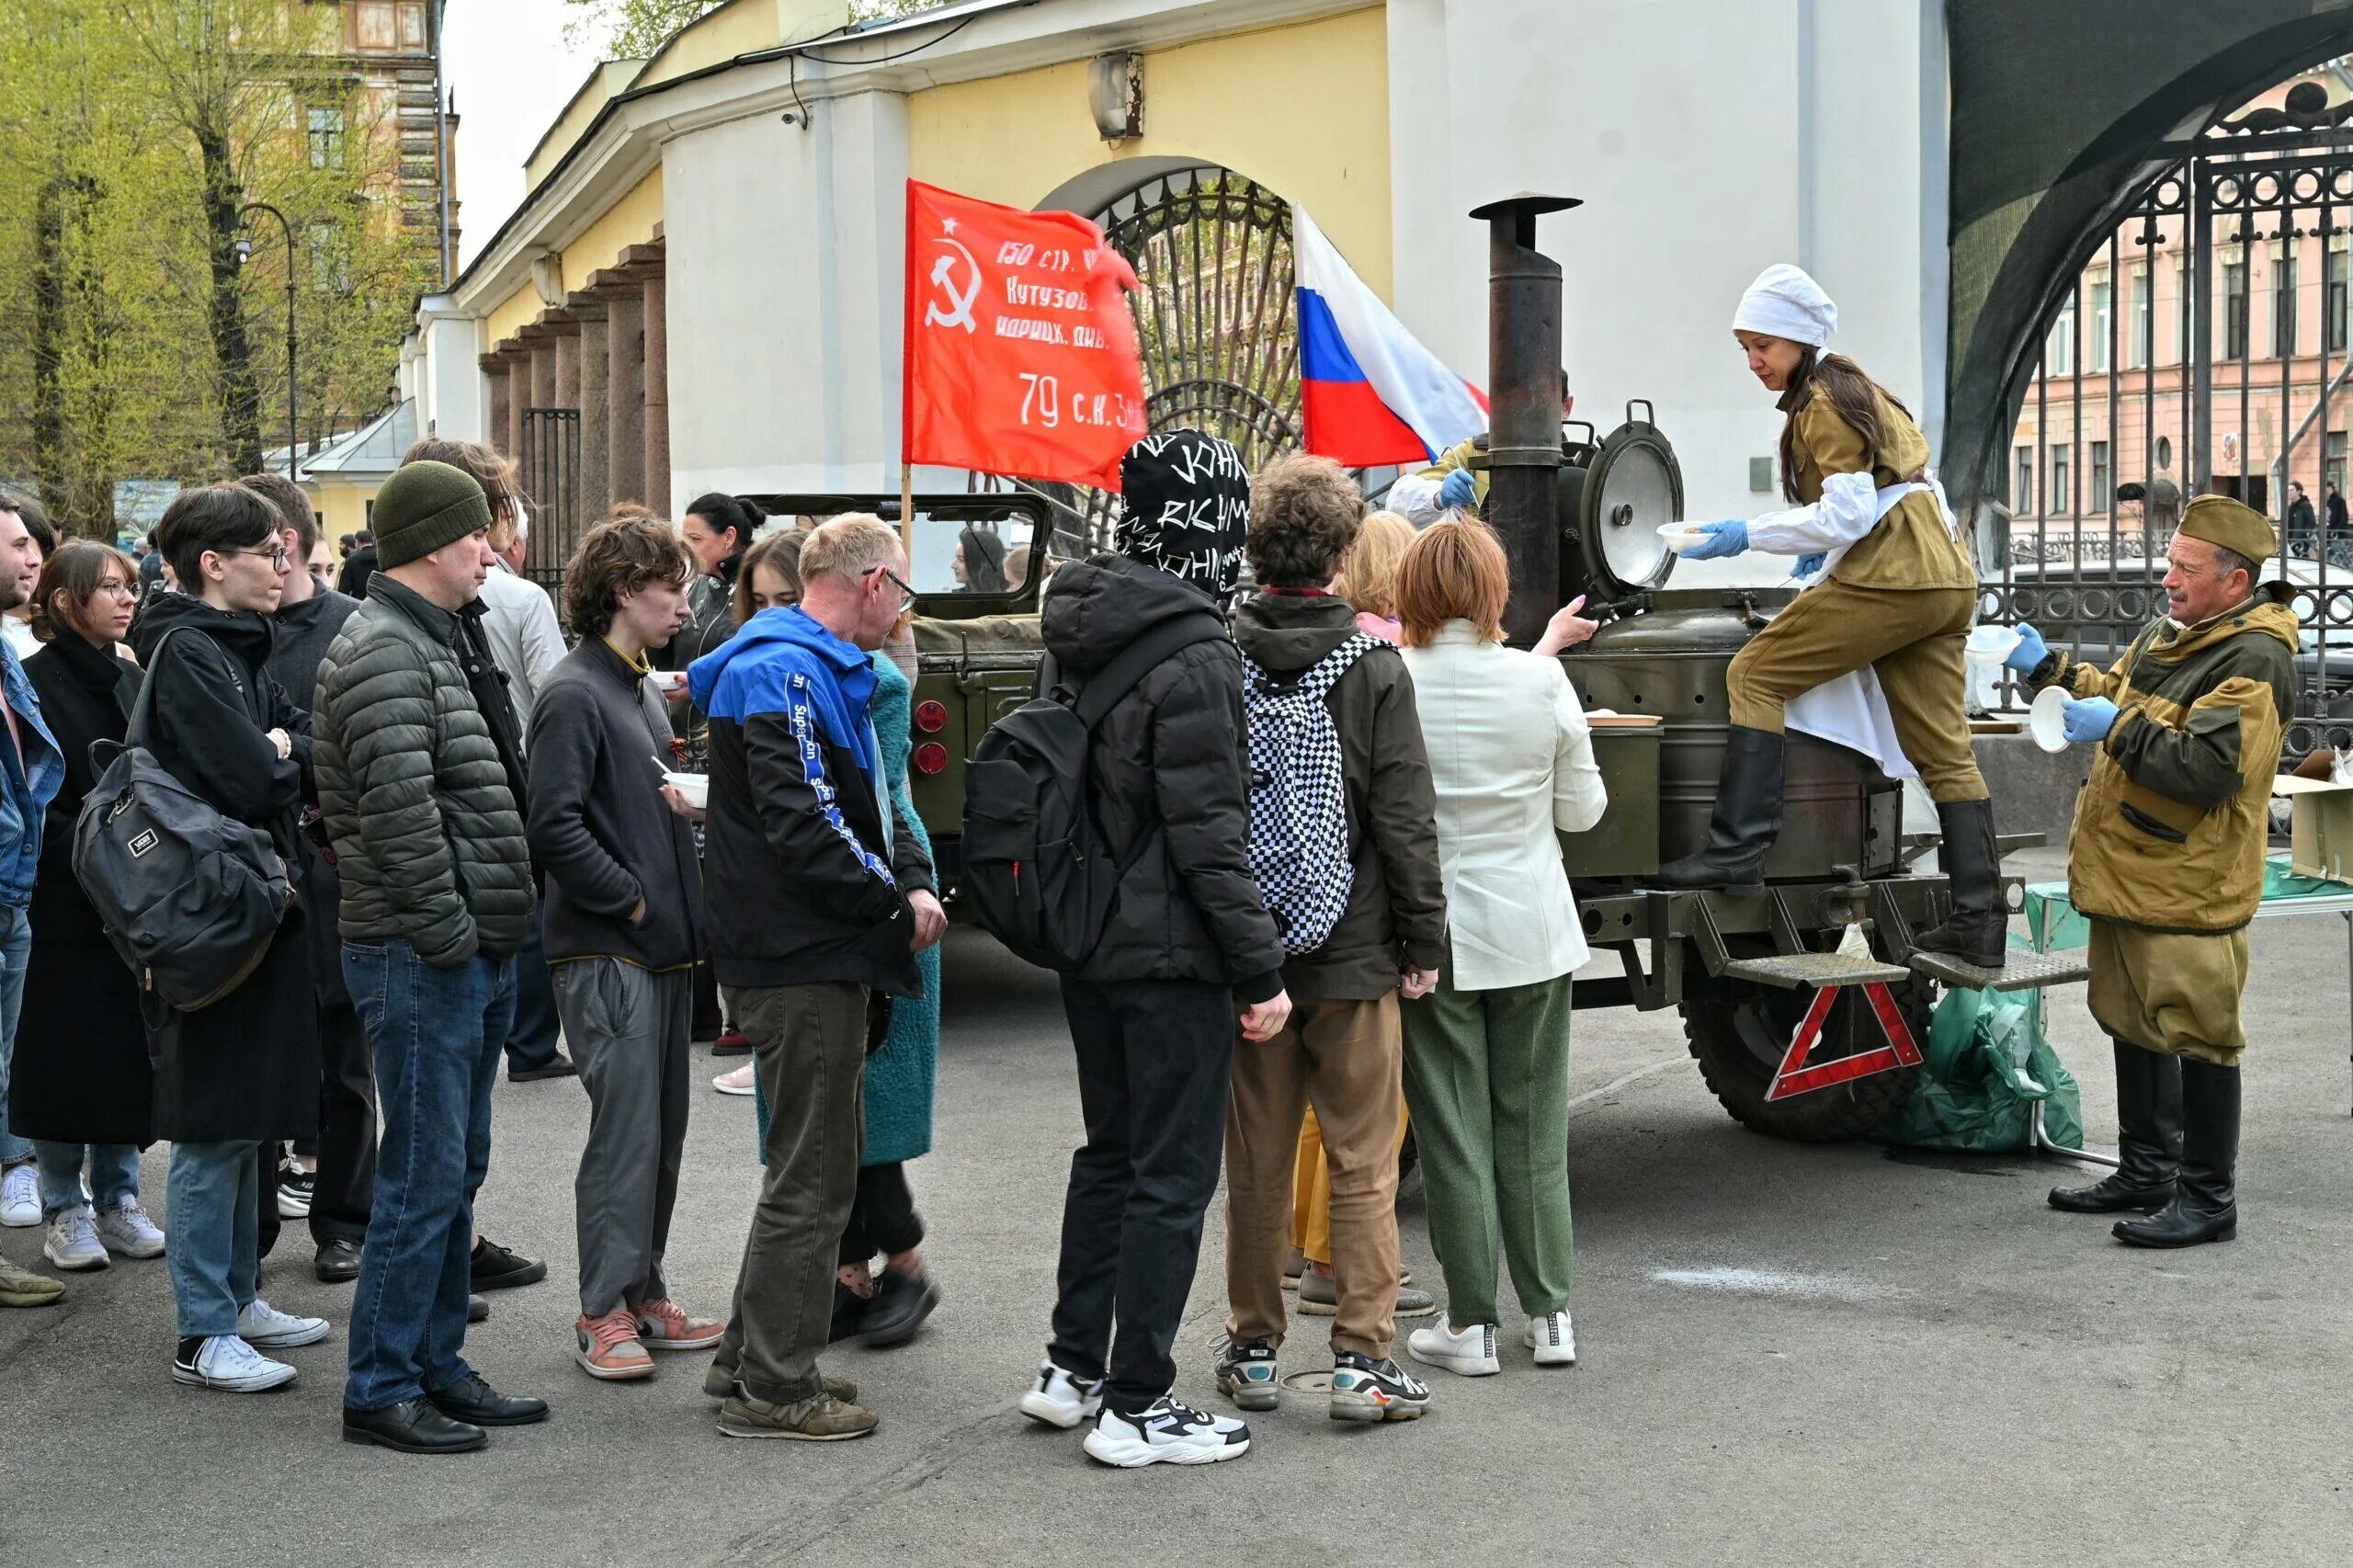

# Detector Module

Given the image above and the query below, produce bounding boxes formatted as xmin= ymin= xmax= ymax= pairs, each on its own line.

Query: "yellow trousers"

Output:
xmin=1726 ymin=582 xmax=1988 ymax=803
xmin=1290 ymin=1103 xmax=1411 ymax=1266
xmin=2086 ymin=919 xmax=2250 ymax=1066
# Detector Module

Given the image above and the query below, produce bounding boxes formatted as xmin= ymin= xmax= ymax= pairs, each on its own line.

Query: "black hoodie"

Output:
xmin=130 ymin=592 xmax=309 ymax=861
xmin=1040 ymin=554 xmax=1282 ymax=1000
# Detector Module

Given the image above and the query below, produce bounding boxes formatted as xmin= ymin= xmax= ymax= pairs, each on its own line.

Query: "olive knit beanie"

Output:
xmin=374 ymin=460 xmax=494 ymax=568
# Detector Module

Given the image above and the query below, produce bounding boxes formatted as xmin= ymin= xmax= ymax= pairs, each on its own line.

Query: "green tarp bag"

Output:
xmin=1879 ymin=980 xmax=2085 ymax=1153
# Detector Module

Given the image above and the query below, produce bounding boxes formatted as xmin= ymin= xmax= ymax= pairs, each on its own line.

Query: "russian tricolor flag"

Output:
xmin=1294 ymin=205 xmax=1487 ymax=467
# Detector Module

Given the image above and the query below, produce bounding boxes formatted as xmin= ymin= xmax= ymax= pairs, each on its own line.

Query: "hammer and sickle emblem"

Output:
xmin=925 ymin=236 xmax=982 ymax=334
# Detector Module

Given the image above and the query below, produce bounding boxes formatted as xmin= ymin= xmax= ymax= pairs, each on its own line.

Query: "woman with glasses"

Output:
xmin=9 ymin=543 xmax=167 ymax=1271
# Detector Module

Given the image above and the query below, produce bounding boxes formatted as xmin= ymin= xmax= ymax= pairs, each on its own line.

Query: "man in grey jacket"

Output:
xmin=315 ymin=460 xmax=545 ymax=1455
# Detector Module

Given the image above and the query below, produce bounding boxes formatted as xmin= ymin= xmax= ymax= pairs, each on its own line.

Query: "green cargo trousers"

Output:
xmin=1400 ymin=971 xmax=1575 ymax=1328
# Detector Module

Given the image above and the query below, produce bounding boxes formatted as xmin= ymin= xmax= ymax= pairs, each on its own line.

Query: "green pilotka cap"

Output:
xmin=2177 ymin=494 xmax=2275 ymax=565
xmin=372 ymin=460 xmax=494 ymax=569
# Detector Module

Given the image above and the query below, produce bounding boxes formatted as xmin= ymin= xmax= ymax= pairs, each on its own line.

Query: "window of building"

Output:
xmin=2329 ymin=430 xmax=2348 ymax=497
xmin=2274 ymin=248 xmax=2299 ymax=358
xmin=307 ymin=107 xmax=345 ymax=171
xmin=2090 ymin=277 xmax=2111 ymax=372
xmin=2052 ymin=443 xmax=2073 ymax=515
xmin=2016 ymin=446 xmax=2034 ymax=515
xmin=2329 ymin=241 xmax=2348 ymax=355
xmin=2047 ymin=296 xmax=2075 ymax=377
xmin=307 ymin=223 xmax=350 ymax=293
xmin=2177 ymin=256 xmax=2197 ymax=365
xmin=2225 ymin=260 xmax=2249 ymax=360
xmin=2129 ymin=264 xmax=2152 ymax=368
xmin=2156 ymin=434 xmax=2174 ymax=472
xmin=2090 ymin=440 xmax=2110 ymax=513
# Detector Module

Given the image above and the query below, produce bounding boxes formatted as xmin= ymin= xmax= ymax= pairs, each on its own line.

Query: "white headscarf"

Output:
xmin=1733 ymin=264 xmax=1838 ymax=348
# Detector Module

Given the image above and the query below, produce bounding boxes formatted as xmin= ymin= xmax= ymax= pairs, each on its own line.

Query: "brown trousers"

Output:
xmin=2086 ymin=919 xmax=2251 ymax=1066
xmin=1726 ymin=581 xmax=1989 ymax=803
xmin=1224 ymin=994 xmax=1403 ymax=1360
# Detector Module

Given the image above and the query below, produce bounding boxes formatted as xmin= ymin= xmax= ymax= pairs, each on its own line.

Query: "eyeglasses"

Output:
xmin=228 ymin=545 xmax=290 ymax=569
xmin=95 ymin=579 xmax=138 ymax=600
xmin=862 ymin=564 xmax=919 ymax=615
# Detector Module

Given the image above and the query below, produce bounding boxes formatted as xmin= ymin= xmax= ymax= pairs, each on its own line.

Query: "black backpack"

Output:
xmin=961 ymin=612 xmax=1224 ymax=971
xmin=73 ymin=630 xmax=292 ymax=1011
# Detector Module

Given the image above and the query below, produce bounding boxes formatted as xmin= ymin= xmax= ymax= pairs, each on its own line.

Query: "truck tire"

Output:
xmin=1679 ymin=977 xmax=1931 ymax=1143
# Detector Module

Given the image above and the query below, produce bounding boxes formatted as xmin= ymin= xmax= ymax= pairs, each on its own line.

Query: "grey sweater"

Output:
xmin=525 ymin=637 xmax=705 ymax=970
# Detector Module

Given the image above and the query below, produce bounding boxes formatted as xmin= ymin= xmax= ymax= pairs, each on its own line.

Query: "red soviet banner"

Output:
xmin=902 ymin=179 xmax=1147 ymax=492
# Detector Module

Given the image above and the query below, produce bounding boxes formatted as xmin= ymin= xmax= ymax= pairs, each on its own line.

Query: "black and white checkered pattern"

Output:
xmin=1244 ymin=634 xmax=1381 ymax=956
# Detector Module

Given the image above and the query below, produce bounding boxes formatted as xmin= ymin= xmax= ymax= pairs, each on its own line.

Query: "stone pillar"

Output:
xmin=553 ymin=326 xmax=581 ymax=409
xmin=642 ymin=273 xmax=670 ymax=516
xmin=506 ymin=354 xmax=529 ymax=462
xmin=604 ymin=291 xmax=645 ymax=507
xmin=530 ymin=341 xmax=557 ymax=412
xmin=574 ymin=300 xmax=611 ymax=522
xmin=483 ymin=361 xmax=511 ymax=460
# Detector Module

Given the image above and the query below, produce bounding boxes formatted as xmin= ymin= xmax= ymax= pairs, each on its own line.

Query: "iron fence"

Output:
xmin=519 ymin=407 xmax=581 ymax=595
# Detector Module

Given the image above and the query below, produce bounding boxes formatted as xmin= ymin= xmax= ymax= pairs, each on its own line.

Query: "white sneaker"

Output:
xmin=711 ymin=1063 xmax=756 ymax=1096
xmin=96 ymin=1199 xmax=166 ymax=1259
xmin=1406 ymin=1320 xmax=1501 ymax=1377
xmin=43 ymin=1204 xmax=108 ymax=1271
xmin=0 ymin=1162 xmax=39 ymax=1227
xmin=172 ymin=1333 xmax=296 ymax=1393
xmin=235 ymin=1298 xmax=329 ymax=1349
xmin=1016 ymin=1359 xmax=1105 ymax=1429
xmin=1525 ymin=1311 xmax=1576 ymax=1366
xmin=1082 ymin=1392 xmax=1251 ymax=1468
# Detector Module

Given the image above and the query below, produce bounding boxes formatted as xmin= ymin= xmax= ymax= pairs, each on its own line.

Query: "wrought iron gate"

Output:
xmin=519 ymin=407 xmax=581 ymax=592
xmin=1994 ymin=85 xmax=2353 ymax=753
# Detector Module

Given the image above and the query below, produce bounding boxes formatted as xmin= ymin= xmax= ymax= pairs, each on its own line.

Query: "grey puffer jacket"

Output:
xmin=313 ymin=574 xmax=535 ymax=966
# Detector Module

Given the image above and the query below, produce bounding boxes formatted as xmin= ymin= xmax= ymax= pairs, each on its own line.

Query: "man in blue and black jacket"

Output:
xmin=689 ymin=513 xmax=941 ymax=1443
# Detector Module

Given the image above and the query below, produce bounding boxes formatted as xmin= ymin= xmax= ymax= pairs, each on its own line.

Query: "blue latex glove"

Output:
xmin=2062 ymin=695 xmax=2120 ymax=745
xmin=1437 ymin=468 xmax=1477 ymax=511
xmin=1791 ymin=552 xmax=1826 ymax=579
xmin=1679 ymin=520 xmax=1749 ymax=561
xmin=2005 ymin=622 xmax=2051 ymax=674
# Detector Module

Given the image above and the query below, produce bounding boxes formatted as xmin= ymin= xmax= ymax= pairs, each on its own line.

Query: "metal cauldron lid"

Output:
xmin=1573 ymin=402 xmax=1685 ymax=598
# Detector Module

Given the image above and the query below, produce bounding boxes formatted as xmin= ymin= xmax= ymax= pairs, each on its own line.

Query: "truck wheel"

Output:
xmin=1679 ymin=978 xmax=1931 ymax=1142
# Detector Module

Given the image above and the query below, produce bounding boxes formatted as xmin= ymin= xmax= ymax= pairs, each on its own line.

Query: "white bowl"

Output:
xmin=1964 ymin=624 xmax=2023 ymax=670
xmin=1655 ymin=523 xmax=1705 ymax=552
xmin=661 ymin=770 xmax=710 ymax=809
xmin=2028 ymin=686 xmax=2069 ymax=754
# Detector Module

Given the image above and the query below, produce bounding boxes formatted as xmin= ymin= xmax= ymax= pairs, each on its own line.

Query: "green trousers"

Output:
xmin=1400 ymin=971 xmax=1575 ymax=1327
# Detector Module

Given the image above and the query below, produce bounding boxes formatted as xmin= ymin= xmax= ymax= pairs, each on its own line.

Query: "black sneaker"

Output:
xmin=1328 ymin=1351 xmax=1431 ymax=1424
xmin=470 ymin=1236 xmax=545 ymax=1290
xmin=467 ymin=1293 xmax=489 ymax=1324
xmin=1212 ymin=1336 xmax=1281 ymax=1411
xmin=853 ymin=1266 xmax=938 ymax=1347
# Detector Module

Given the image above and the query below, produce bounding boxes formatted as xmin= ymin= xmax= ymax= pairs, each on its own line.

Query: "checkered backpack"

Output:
xmin=1244 ymin=634 xmax=1381 ymax=956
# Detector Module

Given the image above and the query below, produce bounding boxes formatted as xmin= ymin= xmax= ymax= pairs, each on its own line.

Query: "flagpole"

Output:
xmin=899 ymin=460 xmax=915 ymax=552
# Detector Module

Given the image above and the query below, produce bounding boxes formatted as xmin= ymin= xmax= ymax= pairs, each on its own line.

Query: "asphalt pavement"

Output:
xmin=4 ymin=848 xmax=2351 ymax=1566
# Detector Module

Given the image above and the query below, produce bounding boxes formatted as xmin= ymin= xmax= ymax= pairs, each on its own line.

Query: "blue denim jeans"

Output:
xmin=166 ymin=1140 xmax=262 ymax=1337
xmin=35 ymin=1142 xmax=140 ymax=1216
xmin=342 ymin=938 xmax=516 ymax=1412
xmin=0 ymin=903 xmax=33 ymax=1167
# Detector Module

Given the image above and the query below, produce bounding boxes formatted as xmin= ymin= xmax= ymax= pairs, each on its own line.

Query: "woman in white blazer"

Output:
xmin=1393 ymin=520 xmax=1606 ymax=1379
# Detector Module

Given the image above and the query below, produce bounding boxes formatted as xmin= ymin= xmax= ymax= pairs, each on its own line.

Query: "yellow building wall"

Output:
xmin=637 ymin=0 xmax=843 ymax=90
xmin=484 ymin=284 xmax=542 ymax=353
xmin=525 ymin=62 xmax=651 ymax=189
xmin=306 ymin=482 xmax=380 ymax=549
xmin=563 ymin=168 xmax=665 ymax=283
xmin=906 ymin=7 xmax=1392 ymax=296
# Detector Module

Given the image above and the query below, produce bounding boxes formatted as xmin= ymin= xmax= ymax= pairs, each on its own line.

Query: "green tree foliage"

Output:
xmin=563 ymin=0 xmax=941 ymax=60
xmin=0 ymin=0 xmax=431 ymax=534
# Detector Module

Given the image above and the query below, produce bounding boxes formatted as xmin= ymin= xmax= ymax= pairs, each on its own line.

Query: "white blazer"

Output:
xmin=1401 ymin=621 xmax=1608 ymax=991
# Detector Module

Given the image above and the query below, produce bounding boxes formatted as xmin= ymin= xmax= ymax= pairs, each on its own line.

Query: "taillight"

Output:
xmin=915 ymin=699 xmax=948 ymax=733
xmin=914 ymin=742 xmax=949 ymax=775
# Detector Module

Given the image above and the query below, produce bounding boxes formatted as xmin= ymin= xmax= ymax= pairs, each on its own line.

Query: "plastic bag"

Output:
xmin=1879 ymin=978 xmax=2085 ymax=1152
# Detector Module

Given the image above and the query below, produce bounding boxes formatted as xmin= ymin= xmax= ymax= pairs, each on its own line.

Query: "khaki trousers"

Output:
xmin=1726 ymin=582 xmax=1989 ymax=803
xmin=2086 ymin=919 xmax=2251 ymax=1066
xmin=1225 ymin=994 xmax=1404 ymax=1360
xmin=1290 ymin=1103 xmax=1410 ymax=1267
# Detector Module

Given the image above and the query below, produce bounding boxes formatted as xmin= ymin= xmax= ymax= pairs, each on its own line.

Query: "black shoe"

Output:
xmin=1912 ymin=798 xmax=2008 ymax=969
xmin=426 ymin=1372 xmax=550 ymax=1426
xmin=471 ymin=1236 xmax=546 ymax=1290
xmin=342 ymin=1397 xmax=487 ymax=1454
xmin=2052 ymin=1040 xmax=2182 ymax=1213
xmin=314 ymin=1237 xmax=362 ymax=1283
xmin=468 ymin=1293 xmax=490 ymax=1324
xmin=829 ymin=1282 xmax=868 ymax=1344
xmin=854 ymin=1266 xmax=939 ymax=1347
xmin=2115 ymin=1059 xmax=2239 ymax=1247
xmin=1649 ymin=725 xmax=1784 ymax=892
xmin=507 ymin=1055 xmax=578 ymax=1084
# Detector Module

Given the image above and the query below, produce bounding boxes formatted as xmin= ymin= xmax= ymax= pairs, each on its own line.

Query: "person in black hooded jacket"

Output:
xmin=1014 ymin=429 xmax=1290 ymax=1471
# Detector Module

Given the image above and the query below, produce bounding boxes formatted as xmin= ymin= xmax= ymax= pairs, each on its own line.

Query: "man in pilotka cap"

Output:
xmin=2006 ymin=494 xmax=2298 ymax=1248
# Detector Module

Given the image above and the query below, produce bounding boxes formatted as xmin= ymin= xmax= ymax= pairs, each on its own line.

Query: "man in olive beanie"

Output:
xmin=315 ymin=459 xmax=547 ymax=1453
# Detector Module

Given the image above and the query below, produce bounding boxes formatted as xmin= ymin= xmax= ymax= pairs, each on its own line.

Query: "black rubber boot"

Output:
xmin=1650 ymin=725 xmax=1785 ymax=892
xmin=1913 ymin=799 xmax=2008 ymax=969
xmin=2114 ymin=1058 xmax=2239 ymax=1247
xmin=2051 ymin=1040 xmax=2182 ymax=1212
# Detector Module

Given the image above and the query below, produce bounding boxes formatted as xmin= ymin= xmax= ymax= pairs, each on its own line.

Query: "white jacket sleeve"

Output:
xmin=1745 ymin=471 xmax=1882 ymax=556
xmin=1550 ymin=665 xmax=1608 ymax=834
xmin=517 ymin=582 xmax=566 ymax=699
xmin=1388 ymin=471 xmax=1446 ymax=528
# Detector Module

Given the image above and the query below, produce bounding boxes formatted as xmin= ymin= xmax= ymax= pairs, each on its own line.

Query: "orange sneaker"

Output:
xmin=636 ymin=1296 xmax=724 ymax=1351
xmin=574 ymin=1305 xmax=655 ymax=1380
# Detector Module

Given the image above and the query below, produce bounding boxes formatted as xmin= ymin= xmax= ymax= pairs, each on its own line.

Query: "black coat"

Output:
xmin=267 ymin=589 xmax=359 ymax=1004
xmin=129 ymin=595 xmax=320 ymax=1142
xmin=1040 ymin=556 xmax=1283 ymax=1001
xmin=7 ymin=633 xmax=150 ymax=1145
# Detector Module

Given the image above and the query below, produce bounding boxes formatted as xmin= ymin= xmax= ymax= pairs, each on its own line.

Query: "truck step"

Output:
xmin=1721 ymin=951 xmax=1912 ymax=990
xmin=1906 ymin=947 xmax=2091 ymax=992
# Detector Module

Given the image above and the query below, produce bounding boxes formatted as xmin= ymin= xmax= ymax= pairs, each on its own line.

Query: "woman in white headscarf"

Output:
xmin=1655 ymin=265 xmax=2004 ymax=968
